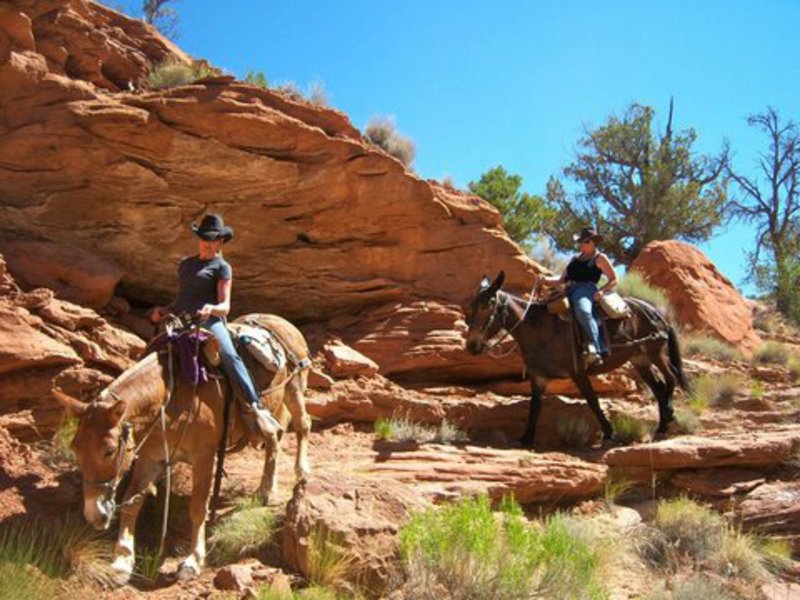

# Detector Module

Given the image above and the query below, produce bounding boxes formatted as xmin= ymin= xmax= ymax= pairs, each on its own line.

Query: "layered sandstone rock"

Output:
xmin=0 ymin=240 xmax=124 ymax=308
xmin=0 ymin=254 xmax=144 ymax=439
xmin=605 ymin=426 xmax=800 ymax=471
xmin=630 ymin=240 xmax=761 ymax=351
xmin=0 ymin=1 xmax=540 ymax=326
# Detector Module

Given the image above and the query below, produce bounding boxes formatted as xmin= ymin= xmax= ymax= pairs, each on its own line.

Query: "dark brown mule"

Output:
xmin=52 ymin=314 xmax=312 ymax=584
xmin=465 ymin=272 xmax=689 ymax=446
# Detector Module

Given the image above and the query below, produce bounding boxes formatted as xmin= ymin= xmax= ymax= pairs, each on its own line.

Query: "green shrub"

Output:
xmin=788 ymin=355 xmax=800 ymax=381
xmin=751 ymin=379 xmax=764 ymax=399
xmin=682 ymin=334 xmax=742 ymax=362
xmin=40 ymin=417 xmax=78 ymax=469
xmin=556 ymin=416 xmax=594 ymax=447
xmin=616 ymin=271 xmax=672 ymax=317
xmin=0 ymin=562 xmax=60 ymax=600
xmin=640 ymin=496 xmax=788 ymax=584
xmin=646 ymin=574 xmax=736 ymax=600
xmin=690 ymin=373 xmax=745 ymax=411
xmin=754 ymin=341 xmax=792 ymax=365
xmin=610 ymin=414 xmax=645 ymax=445
xmin=673 ymin=409 xmax=700 ymax=434
xmin=603 ymin=477 xmax=637 ymax=505
xmin=374 ymin=418 xmax=394 ymax=441
xmin=306 ymin=524 xmax=353 ymax=589
xmin=146 ymin=60 xmax=215 ymax=90
xmin=209 ymin=499 xmax=277 ymax=565
xmin=365 ymin=117 xmax=416 ymax=168
xmin=0 ymin=513 xmax=115 ymax=588
xmin=399 ymin=495 xmax=607 ymax=600
xmin=373 ymin=417 xmax=467 ymax=444
xmin=244 ymin=70 xmax=268 ymax=88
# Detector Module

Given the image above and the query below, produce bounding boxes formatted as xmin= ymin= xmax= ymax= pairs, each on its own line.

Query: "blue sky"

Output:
xmin=119 ymin=0 xmax=800 ymax=293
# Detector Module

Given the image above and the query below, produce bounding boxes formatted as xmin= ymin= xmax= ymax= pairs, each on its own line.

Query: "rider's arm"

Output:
xmin=595 ymin=254 xmax=618 ymax=296
xmin=539 ymin=269 xmax=567 ymax=286
xmin=199 ymin=278 xmax=232 ymax=319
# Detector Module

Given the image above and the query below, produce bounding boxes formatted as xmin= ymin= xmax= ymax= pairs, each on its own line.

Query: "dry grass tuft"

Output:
xmin=556 ymin=416 xmax=594 ymax=447
xmin=682 ymin=334 xmax=742 ymax=362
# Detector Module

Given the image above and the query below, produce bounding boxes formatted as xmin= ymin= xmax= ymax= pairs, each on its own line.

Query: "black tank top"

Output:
xmin=565 ymin=253 xmax=603 ymax=284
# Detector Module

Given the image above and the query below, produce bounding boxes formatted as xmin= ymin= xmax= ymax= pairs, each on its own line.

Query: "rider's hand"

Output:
xmin=593 ymin=290 xmax=605 ymax=301
xmin=197 ymin=304 xmax=214 ymax=320
xmin=150 ymin=306 xmax=163 ymax=323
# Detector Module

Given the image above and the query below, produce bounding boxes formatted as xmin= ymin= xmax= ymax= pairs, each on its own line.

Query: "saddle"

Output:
xmin=146 ymin=321 xmax=289 ymax=389
xmin=546 ymin=291 xmax=632 ymax=321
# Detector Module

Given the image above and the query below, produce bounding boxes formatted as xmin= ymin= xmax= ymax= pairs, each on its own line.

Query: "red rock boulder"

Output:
xmin=630 ymin=240 xmax=761 ymax=352
xmin=1 ymin=240 xmax=124 ymax=309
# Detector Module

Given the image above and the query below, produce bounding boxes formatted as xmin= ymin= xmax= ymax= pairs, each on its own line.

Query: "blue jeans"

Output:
xmin=568 ymin=282 xmax=605 ymax=354
xmin=206 ymin=317 xmax=262 ymax=407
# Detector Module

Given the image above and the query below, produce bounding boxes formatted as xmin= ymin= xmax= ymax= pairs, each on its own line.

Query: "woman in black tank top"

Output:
xmin=540 ymin=227 xmax=618 ymax=365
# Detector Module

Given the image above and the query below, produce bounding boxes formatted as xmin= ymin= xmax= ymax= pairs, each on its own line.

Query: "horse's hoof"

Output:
xmin=109 ymin=556 xmax=134 ymax=587
xmin=176 ymin=558 xmax=201 ymax=581
xmin=600 ymin=436 xmax=618 ymax=450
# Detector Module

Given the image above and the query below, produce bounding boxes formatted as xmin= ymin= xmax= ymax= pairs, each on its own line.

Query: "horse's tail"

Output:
xmin=625 ymin=296 xmax=690 ymax=392
xmin=667 ymin=326 xmax=691 ymax=392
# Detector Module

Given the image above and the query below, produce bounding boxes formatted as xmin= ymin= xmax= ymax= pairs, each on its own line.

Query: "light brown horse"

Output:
xmin=52 ymin=314 xmax=312 ymax=584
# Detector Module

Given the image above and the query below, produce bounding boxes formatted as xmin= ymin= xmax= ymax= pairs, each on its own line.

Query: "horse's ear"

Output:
xmin=52 ymin=388 xmax=88 ymax=418
xmin=105 ymin=399 xmax=127 ymax=426
xmin=479 ymin=275 xmax=491 ymax=290
xmin=487 ymin=271 xmax=505 ymax=294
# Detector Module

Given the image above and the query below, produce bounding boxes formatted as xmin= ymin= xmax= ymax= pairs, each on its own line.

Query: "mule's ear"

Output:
xmin=479 ymin=275 xmax=491 ymax=290
xmin=52 ymin=388 xmax=88 ymax=418
xmin=105 ymin=399 xmax=127 ymax=426
xmin=487 ymin=271 xmax=505 ymax=294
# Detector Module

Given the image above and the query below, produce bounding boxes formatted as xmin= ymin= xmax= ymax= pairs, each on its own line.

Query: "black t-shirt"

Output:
xmin=171 ymin=255 xmax=232 ymax=314
xmin=565 ymin=253 xmax=603 ymax=284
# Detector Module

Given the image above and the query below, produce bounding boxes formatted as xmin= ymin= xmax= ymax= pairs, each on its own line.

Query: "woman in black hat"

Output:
xmin=151 ymin=213 xmax=282 ymax=437
xmin=540 ymin=227 xmax=618 ymax=366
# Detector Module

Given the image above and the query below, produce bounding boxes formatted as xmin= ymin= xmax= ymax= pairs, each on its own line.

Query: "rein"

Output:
xmin=482 ymin=280 xmax=539 ymax=358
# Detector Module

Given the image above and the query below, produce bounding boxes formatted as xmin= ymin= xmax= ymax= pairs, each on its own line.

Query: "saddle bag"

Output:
xmin=235 ymin=325 xmax=287 ymax=372
xmin=599 ymin=292 xmax=631 ymax=319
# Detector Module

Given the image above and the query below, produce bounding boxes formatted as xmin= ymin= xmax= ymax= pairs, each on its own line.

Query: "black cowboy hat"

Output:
xmin=191 ymin=214 xmax=234 ymax=243
xmin=572 ymin=226 xmax=603 ymax=244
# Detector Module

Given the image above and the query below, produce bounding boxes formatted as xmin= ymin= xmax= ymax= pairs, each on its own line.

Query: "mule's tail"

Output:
xmin=667 ymin=326 xmax=690 ymax=392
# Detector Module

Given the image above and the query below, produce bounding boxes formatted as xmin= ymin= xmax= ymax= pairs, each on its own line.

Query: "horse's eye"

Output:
xmin=104 ymin=447 xmax=116 ymax=458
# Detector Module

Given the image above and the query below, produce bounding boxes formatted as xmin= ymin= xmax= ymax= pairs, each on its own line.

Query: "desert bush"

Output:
xmin=789 ymin=355 xmax=800 ymax=381
xmin=365 ymin=117 xmax=416 ymax=168
xmin=307 ymin=80 xmax=329 ymax=106
xmin=603 ymin=478 xmax=637 ymax=505
xmin=640 ymin=496 xmax=788 ymax=584
xmin=556 ymin=416 xmax=594 ymax=447
xmin=672 ymin=409 xmax=700 ymax=434
xmin=146 ymin=60 xmax=215 ymax=90
xmin=682 ymin=334 xmax=742 ymax=362
xmin=209 ymin=497 xmax=277 ymax=565
xmin=244 ymin=70 xmax=268 ymax=88
xmin=610 ymin=414 xmax=646 ymax=444
xmin=40 ymin=417 xmax=78 ymax=469
xmin=399 ymin=495 xmax=607 ymax=600
xmin=753 ymin=341 xmax=792 ymax=365
xmin=751 ymin=379 xmax=764 ymax=399
xmin=257 ymin=585 xmax=339 ymax=600
xmin=0 ymin=513 xmax=115 ymax=588
xmin=373 ymin=416 xmax=467 ymax=444
xmin=690 ymin=373 xmax=745 ymax=411
xmin=615 ymin=271 xmax=672 ymax=317
xmin=306 ymin=524 xmax=354 ymax=589
xmin=0 ymin=562 xmax=60 ymax=600
xmin=272 ymin=81 xmax=305 ymax=102
xmin=645 ymin=574 xmax=736 ymax=600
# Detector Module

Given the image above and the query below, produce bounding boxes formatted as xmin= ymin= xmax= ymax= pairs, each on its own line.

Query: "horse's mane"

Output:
xmin=100 ymin=352 xmax=165 ymax=420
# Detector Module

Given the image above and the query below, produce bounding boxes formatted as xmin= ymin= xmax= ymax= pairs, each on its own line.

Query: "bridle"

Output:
xmin=473 ymin=280 xmax=539 ymax=356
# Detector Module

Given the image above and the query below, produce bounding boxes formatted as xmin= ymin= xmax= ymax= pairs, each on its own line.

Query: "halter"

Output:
xmin=475 ymin=280 xmax=539 ymax=355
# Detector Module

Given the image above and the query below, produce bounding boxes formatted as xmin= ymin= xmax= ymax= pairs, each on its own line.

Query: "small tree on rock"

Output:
xmin=547 ymin=100 xmax=730 ymax=265
xmin=143 ymin=0 xmax=179 ymax=39
xmin=468 ymin=166 xmax=554 ymax=253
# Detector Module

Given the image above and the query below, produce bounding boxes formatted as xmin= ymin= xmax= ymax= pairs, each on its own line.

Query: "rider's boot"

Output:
xmin=241 ymin=402 xmax=283 ymax=444
xmin=583 ymin=343 xmax=604 ymax=367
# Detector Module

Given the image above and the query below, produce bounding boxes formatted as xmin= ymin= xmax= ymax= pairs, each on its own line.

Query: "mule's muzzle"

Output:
xmin=84 ymin=495 xmax=115 ymax=530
